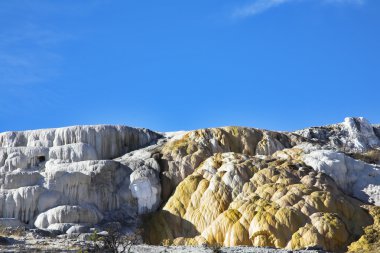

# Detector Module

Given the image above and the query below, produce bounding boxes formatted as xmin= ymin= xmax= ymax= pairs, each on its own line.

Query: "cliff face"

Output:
xmin=0 ymin=125 xmax=159 ymax=160
xmin=0 ymin=125 xmax=162 ymax=230
xmin=1 ymin=118 xmax=380 ymax=252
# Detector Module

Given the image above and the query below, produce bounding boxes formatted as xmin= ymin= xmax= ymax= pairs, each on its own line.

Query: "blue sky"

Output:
xmin=0 ymin=0 xmax=379 ymax=132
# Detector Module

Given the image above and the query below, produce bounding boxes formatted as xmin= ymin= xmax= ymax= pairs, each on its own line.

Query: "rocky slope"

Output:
xmin=0 ymin=125 xmax=162 ymax=230
xmin=1 ymin=117 xmax=380 ymax=252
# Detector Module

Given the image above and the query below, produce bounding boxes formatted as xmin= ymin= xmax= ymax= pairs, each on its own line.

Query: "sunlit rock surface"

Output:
xmin=303 ymin=150 xmax=380 ymax=205
xmin=143 ymin=117 xmax=380 ymax=252
xmin=0 ymin=125 xmax=162 ymax=230
xmin=145 ymin=153 xmax=371 ymax=252
xmin=1 ymin=118 xmax=380 ymax=252
xmin=158 ymin=127 xmax=304 ymax=201
xmin=0 ymin=125 xmax=159 ymax=159
xmin=34 ymin=205 xmax=103 ymax=229
xmin=295 ymin=117 xmax=380 ymax=153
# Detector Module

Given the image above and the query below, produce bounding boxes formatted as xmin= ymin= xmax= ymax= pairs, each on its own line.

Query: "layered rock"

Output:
xmin=1 ymin=118 xmax=380 ymax=252
xmin=42 ymin=160 xmax=129 ymax=212
xmin=145 ymin=153 xmax=371 ymax=252
xmin=141 ymin=117 xmax=380 ymax=251
xmin=0 ymin=125 xmax=162 ymax=232
xmin=159 ymin=127 xmax=304 ymax=201
xmin=0 ymin=125 xmax=159 ymax=159
xmin=295 ymin=117 xmax=380 ymax=153
xmin=48 ymin=143 xmax=98 ymax=163
xmin=0 ymin=147 xmax=49 ymax=172
xmin=34 ymin=205 xmax=103 ymax=229
xmin=302 ymin=150 xmax=380 ymax=205
xmin=116 ymin=143 xmax=162 ymax=214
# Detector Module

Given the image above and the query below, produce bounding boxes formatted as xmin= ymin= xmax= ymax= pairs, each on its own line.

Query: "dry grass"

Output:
xmin=348 ymin=149 xmax=380 ymax=164
xmin=0 ymin=225 xmax=26 ymax=237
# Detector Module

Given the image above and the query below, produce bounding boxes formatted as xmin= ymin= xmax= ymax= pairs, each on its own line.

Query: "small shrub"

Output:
xmin=79 ymin=226 xmax=139 ymax=253
xmin=0 ymin=225 xmax=25 ymax=237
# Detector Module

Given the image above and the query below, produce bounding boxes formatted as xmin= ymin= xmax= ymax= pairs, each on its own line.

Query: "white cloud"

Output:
xmin=233 ymin=0 xmax=292 ymax=17
xmin=233 ymin=0 xmax=366 ymax=18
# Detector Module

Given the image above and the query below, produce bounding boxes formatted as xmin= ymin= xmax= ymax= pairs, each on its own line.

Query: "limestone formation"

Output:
xmin=159 ymin=127 xmax=304 ymax=201
xmin=302 ymin=150 xmax=380 ymax=205
xmin=348 ymin=205 xmax=380 ymax=252
xmin=0 ymin=125 xmax=162 ymax=229
xmin=295 ymin=117 xmax=380 ymax=153
xmin=115 ymin=139 xmax=164 ymax=214
xmin=0 ymin=125 xmax=160 ymax=159
xmin=34 ymin=205 xmax=103 ymax=229
xmin=1 ymin=118 xmax=380 ymax=252
xmin=145 ymin=153 xmax=371 ymax=252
